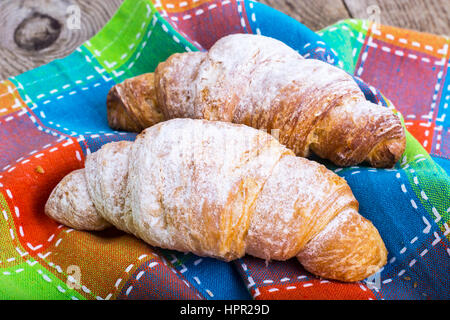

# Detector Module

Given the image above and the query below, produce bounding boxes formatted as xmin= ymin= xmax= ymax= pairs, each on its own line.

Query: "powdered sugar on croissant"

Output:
xmin=108 ymin=33 xmax=405 ymax=168
xmin=46 ymin=119 xmax=387 ymax=282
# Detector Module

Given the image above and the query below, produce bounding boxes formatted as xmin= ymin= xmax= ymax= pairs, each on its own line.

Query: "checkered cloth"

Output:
xmin=0 ymin=0 xmax=449 ymax=300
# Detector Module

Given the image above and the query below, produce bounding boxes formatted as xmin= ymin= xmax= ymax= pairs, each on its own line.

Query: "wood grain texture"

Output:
xmin=259 ymin=0 xmax=450 ymax=35
xmin=343 ymin=0 xmax=450 ymax=37
xmin=258 ymin=0 xmax=351 ymax=32
xmin=0 ymin=0 xmax=123 ymax=79
xmin=0 ymin=0 xmax=449 ymax=80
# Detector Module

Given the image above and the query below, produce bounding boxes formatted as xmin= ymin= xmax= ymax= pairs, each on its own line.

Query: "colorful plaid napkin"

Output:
xmin=0 ymin=0 xmax=449 ymax=300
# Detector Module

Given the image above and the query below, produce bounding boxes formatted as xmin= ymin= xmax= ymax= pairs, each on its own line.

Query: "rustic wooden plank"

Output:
xmin=0 ymin=0 xmax=123 ymax=80
xmin=258 ymin=0 xmax=352 ymax=32
xmin=344 ymin=0 xmax=450 ymax=36
xmin=0 ymin=0 xmax=448 ymax=80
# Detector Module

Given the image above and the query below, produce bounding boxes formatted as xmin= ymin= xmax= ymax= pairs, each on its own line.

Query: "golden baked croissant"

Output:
xmin=45 ymin=118 xmax=387 ymax=282
xmin=107 ymin=33 xmax=406 ymax=168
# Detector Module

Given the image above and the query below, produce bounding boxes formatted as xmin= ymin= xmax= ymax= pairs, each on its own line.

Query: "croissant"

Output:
xmin=45 ymin=118 xmax=387 ymax=282
xmin=107 ymin=33 xmax=406 ymax=168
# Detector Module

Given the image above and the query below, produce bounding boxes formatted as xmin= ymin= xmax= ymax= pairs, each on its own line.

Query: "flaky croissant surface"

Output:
xmin=46 ymin=119 xmax=387 ymax=282
xmin=107 ymin=33 xmax=406 ymax=168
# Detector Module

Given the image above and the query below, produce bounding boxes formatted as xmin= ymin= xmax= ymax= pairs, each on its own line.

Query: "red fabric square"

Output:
xmin=356 ymin=39 xmax=443 ymax=122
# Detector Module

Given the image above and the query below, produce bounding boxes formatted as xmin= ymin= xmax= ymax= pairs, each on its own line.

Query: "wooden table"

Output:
xmin=0 ymin=0 xmax=448 ymax=79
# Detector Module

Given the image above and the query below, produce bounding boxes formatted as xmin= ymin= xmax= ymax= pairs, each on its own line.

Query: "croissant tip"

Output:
xmin=367 ymin=136 xmax=406 ymax=168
